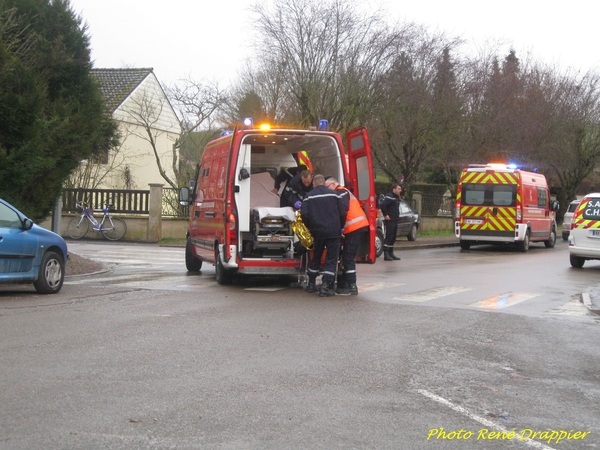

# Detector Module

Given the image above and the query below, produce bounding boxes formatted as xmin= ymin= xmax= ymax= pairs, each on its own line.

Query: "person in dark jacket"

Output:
xmin=301 ymin=174 xmax=348 ymax=297
xmin=272 ymin=164 xmax=308 ymax=194
xmin=281 ymin=169 xmax=313 ymax=208
xmin=380 ymin=184 xmax=402 ymax=261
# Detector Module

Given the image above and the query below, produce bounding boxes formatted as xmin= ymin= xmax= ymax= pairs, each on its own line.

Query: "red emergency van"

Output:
xmin=179 ymin=120 xmax=377 ymax=284
xmin=454 ymin=163 xmax=559 ymax=252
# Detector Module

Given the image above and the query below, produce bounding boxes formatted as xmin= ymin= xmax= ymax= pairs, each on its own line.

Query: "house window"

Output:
xmin=91 ymin=151 xmax=109 ymax=165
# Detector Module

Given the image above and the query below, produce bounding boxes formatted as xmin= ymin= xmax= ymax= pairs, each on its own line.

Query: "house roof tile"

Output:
xmin=91 ymin=68 xmax=154 ymax=112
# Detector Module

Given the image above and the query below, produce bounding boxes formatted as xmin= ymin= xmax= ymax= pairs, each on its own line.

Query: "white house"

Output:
xmin=90 ymin=68 xmax=181 ymax=190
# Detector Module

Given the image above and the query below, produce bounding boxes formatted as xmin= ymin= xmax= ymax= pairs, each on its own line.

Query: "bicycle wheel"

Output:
xmin=67 ymin=216 xmax=89 ymax=239
xmin=101 ymin=216 xmax=127 ymax=241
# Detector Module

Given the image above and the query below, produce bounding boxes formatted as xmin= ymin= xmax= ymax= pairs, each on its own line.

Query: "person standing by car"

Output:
xmin=301 ymin=174 xmax=348 ymax=297
xmin=380 ymin=184 xmax=402 ymax=261
xmin=324 ymin=178 xmax=369 ymax=295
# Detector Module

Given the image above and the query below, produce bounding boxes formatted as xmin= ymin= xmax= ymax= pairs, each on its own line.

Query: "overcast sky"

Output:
xmin=68 ymin=0 xmax=600 ymax=87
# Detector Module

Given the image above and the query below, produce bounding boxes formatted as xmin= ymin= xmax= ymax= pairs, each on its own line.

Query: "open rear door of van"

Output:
xmin=346 ymin=127 xmax=377 ymax=263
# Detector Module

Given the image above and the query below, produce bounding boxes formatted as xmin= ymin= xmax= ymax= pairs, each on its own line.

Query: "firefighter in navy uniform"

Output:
xmin=281 ymin=169 xmax=313 ymax=208
xmin=325 ymin=178 xmax=369 ymax=295
xmin=300 ymin=174 xmax=348 ymax=297
xmin=380 ymin=184 xmax=402 ymax=261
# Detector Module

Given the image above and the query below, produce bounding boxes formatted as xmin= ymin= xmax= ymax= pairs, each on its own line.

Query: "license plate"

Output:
xmin=592 ymin=230 xmax=600 ymax=236
xmin=465 ymin=219 xmax=483 ymax=225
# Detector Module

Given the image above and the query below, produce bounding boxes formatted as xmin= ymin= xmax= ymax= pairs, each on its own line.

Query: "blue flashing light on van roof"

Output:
xmin=243 ymin=117 xmax=253 ymax=128
xmin=318 ymin=119 xmax=329 ymax=131
xmin=507 ymin=163 xmax=517 ymax=169
xmin=220 ymin=130 xmax=233 ymax=137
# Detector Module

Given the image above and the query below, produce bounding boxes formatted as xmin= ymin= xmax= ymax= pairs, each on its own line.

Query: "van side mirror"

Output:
xmin=238 ymin=168 xmax=250 ymax=181
xmin=551 ymin=200 xmax=559 ymax=211
xmin=179 ymin=187 xmax=191 ymax=206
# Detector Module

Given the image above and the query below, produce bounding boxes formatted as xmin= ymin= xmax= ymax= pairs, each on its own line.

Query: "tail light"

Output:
xmin=455 ymin=200 xmax=460 ymax=219
xmin=228 ymin=213 xmax=236 ymax=231
xmin=516 ymin=206 xmax=522 ymax=221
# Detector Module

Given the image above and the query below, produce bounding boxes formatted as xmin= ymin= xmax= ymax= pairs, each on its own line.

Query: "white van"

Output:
xmin=568 ymin=193 xmax=600 ymax=268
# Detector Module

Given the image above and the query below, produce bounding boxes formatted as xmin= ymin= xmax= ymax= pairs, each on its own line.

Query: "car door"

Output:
xmin=0 ymin=201 xmax=37 ymax=277
xmin=346 ymin=127 xmax=376 ymax=263
xmin=397 ymin=201 xmax=413 ymax=235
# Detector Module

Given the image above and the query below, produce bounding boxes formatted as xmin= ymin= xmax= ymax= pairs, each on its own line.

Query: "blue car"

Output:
xmin=0 ymin=198 xmax=68 ymax=294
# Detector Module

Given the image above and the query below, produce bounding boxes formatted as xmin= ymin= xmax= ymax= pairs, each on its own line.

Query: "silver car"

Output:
xmin=562 ymin=200 xmax=580 ymax=241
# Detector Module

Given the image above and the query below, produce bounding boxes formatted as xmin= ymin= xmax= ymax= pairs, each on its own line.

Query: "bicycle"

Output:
xmin=67 ymin=201 xmax=127 ymax=241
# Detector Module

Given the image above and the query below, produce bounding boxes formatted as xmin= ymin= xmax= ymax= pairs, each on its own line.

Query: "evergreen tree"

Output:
xmin=0 ymin=0 xmax=117 ymax=220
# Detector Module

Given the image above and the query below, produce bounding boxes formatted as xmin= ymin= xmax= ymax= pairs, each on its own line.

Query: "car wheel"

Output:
xmin=375 ymin=229 xmax=384 ymax=258
xmin=215 ymin=246 xmax=234 ymax=285
xmin=185 ymin=239 xmax=202 ymax=271
xmin=407 ymin=225 xmax=417 ymax=241
xmin=570 ymin=255 xmax=585 ymax=268
xmin=519 ymin=230 xmax=530 ymax=252
xmin=459 ymin=240 xmax=471 ymax=250
xmin=544 ymin=227 xmax=556 ymax=248
xmin=562 ymin=232 xmax=569 ymax=241
xmin=33 ymin=251 xmax=65 ymax=294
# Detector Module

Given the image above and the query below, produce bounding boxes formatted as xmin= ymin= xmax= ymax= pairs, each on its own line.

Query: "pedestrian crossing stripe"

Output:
xmin=393 ymin=286 xmax=472 ymax=302
xmin=469 ymin=292 xmax=539 ymax=309
xmin=359 ymin=282 xmax=405 ymax=292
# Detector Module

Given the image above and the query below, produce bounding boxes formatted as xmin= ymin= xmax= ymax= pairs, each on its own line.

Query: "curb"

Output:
xmin=582 ymin=288 xmax=600 ymax=317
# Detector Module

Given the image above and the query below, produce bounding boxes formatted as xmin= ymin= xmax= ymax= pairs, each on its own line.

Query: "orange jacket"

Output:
xmin=337 ymin=186 xmax=369 ymax=234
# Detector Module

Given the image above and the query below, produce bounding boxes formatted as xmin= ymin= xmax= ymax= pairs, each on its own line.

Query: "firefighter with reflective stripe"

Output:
xmin=325 ymin=177 xmax=369 ymax=295
xmin=272 ymin=164 xmax=308 ymax=195
xmin=301 ymin=174 xmax=348 ymax=297
xmin=380 ymin=184 xmax=402 ymax=261
xmin=281 ymin=169 xmax=313 ymax=208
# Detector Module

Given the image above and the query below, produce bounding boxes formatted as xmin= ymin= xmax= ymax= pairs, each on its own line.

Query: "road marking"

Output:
xmin=417 ymin=389 xmax=556 ymax=449
xmin=470 ymin=292 xmax=539 ymax=309
xmin=393 ymin=286 xmax=471 ymax=302
xmin=358 ymin=282 xmax=405 ymax=292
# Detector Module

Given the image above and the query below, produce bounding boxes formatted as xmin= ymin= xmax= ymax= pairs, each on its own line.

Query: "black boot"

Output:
xmin=337 ymin=284 xmax=358 ymax=295
xmin=305 ymin=281 xmax=317 ymax=293
xmin=390 ymin=249 xmax=401 ymax=260
xmin=319 ymin=282 xmax=336 ymax=297
xmin=384 ymin=250 xmax=394 ymax=261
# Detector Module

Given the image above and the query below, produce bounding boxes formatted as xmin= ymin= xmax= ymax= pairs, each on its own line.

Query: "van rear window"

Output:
xmin=581 ymin=199 xmax=600 ymax=220
xmin=462 ymin=184 xmax=516 ymax=207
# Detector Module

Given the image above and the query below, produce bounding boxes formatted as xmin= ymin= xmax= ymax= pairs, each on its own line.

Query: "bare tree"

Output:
xmin=541 ymin=70 xmax=600 ymax=212
xmin=369 ymin=27 xmax=459 ymax=191
xmin=167 ymin=78 xmax=229 ymax=184
xmin=231 ymin=0 xmax=411 ymax=134
xmin=120 ymin=89 xmax=179 ymax=189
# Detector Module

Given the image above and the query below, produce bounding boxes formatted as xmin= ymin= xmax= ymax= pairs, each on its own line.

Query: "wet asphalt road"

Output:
xmin=0 ymin=240 xmax=599 ymax=449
